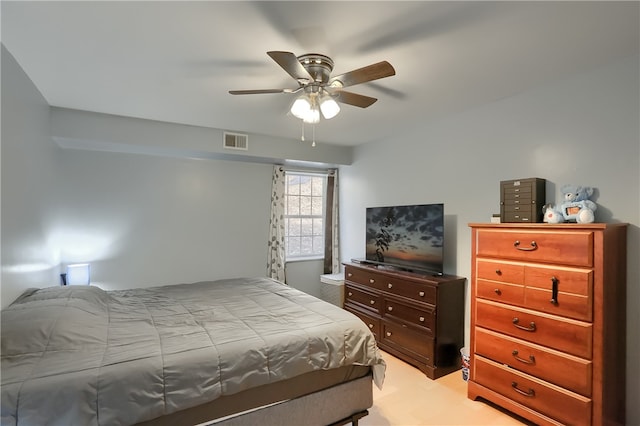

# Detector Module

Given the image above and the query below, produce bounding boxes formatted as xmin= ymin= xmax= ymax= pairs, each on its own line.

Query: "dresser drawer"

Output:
xmin=383 ymin=297 xmax=435 ymax=335
xmin=524 ymin=265 xmax=593 ymax=321
xmin=476 ymin=280 xmax=524 ymax=305
xmin=345 ymin=266 xmax=383 ymax=290
xmin=477 ymin=260 xmax=524 ymax=283
xmin=476 ymin=260 xmax=525 ymax=304
xmin=344 ymin=283 xmax=381 ymax=314
xmin=382 ymin=277 xmax=436 ymax=305
xmin=346 ymin=306 xmax=380 ymax=339
xmin=474 ymin=356 xmax=591 ymax=426
xmin=476 ymin=229 xmax=594 ymax=267
xmin=477 ymin=260 xmax=593 ymax=321
xmin=475 ymin=300 xmax=592 ymax=358
xmin=382 ymin=320 xmax=434 ymax=365
xmin=474 ymin=328 xmax=592 ymax=396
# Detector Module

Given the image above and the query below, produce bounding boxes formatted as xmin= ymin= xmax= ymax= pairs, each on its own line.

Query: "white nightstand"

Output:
xmin=319 ymin=272 xmax=345 ymax=308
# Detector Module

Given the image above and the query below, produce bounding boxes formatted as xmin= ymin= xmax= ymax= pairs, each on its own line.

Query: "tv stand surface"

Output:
xmin=351 ymin=260 xmax=446 ymax=279
xmin=350 ymin=258 xmax=375 ymax=266
xmin=350 ymin=258 xmax=446 ymax=277
xmin=343 ymin=262 xmax=466 ymax=379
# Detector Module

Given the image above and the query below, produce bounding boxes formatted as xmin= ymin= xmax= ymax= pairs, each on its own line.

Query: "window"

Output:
xmin=284 ymin=172 xmax=326 ymax=259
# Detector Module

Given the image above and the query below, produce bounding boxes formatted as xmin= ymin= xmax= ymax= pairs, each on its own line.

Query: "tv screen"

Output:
xmin=365 ymin=203 xmax=444 ymax=275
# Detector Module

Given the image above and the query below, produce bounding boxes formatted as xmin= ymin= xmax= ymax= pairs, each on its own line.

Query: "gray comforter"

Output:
xmin=1 ymin=278 xmax=385 ymax=426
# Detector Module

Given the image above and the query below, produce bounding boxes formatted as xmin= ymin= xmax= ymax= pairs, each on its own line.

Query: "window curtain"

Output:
xmin=267 ymin=165 xmax=286 ymax=282
xmin=323 ymin=169 xmax=340 ymax=274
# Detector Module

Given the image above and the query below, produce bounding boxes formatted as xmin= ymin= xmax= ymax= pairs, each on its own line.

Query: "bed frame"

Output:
xmin=212 ymin=375 xmax=372 ymax=426
xmin=135 ymin=367 xmax=374 ymax=426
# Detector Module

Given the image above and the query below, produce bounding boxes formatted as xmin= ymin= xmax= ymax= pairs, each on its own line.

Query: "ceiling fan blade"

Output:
xmin=267 ymin=51 xmax=313 ymax=84
xmin=229 ymin=88 xmax=296 ymax=95
xmin=329 ymin=61 xmax=395 ymax=88
xmin=335 ymin=91 xmax=378 ymax=108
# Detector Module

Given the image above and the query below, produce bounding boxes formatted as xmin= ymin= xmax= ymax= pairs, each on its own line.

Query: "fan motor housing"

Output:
xmin=298 ymin=53 xmax=334 ymax=83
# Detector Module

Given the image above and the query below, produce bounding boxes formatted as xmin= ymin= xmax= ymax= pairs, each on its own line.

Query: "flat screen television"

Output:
xmin=365 ymin=203 xmax=444 ymax=275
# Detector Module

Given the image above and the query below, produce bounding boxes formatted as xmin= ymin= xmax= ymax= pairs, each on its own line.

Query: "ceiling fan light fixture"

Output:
xmin=290 ymin=96 xmax=312 ymax=119
xmin=319 ymin=94 xmax=340 ymax=119
xmin=231 ymin=51 xmax=395 ymax=124
xmin=303 ymin=103 xmax=320 ymax=124
xmin=291 ymin=92 xmax=322 ymax=124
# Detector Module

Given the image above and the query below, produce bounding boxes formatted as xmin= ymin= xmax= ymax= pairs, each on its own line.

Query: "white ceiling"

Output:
xmin=2 ymin=1 xmax=638 ymax=147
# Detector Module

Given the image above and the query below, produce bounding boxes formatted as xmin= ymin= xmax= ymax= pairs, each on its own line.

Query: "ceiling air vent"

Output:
xmin=223 ymin=132 xmax=248 ymax=151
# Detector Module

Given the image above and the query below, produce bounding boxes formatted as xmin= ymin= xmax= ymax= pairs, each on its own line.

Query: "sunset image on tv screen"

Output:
xmin=366 ymin=204 xmax=444 ymax=273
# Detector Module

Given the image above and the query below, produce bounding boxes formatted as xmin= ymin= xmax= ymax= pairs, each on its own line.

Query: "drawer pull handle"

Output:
xmin=495 ymin=269 xmax=502 ymax=275
xmin=369 ymin=279 xmax=375 ymax=284
xmin=512 ymin=317 xmax=537 ymax=332
xmin=550 ymin=276 xmax=559 ymax=305
xmin=368 ymin=323 xmax=374 ymax=329
xmin=370 ymin=300 xmax=375 ymax=305
xmin=514 ymin=240 xmax=538 ymax=251
xmin=419 ymin=291 xmax=425 ymax=297
xmin=494 ymin=288 xmax=502 ymax=295
xmin=387 ymin=306 xmax=393 ymax=312
xmin=419 ymin=316 xmax=425 ymax=322
xmin=347 ymin=273 xmax=353 ymax=277
xmin=348 ymin=292 xmax=353 ymax=296
xmin=511 ymin=382 xmax=535 ymax=397
xmin=512 ymin=350 xmax=536 ymax=364
xmin=386 ymin=331 xmax=392 ymax=337
xmin=388 ymin=283 xmax=393 ymax=289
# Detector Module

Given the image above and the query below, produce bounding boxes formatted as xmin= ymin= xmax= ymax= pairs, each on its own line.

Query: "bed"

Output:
xmin=1 ymin=277 xmax=385 ymax=426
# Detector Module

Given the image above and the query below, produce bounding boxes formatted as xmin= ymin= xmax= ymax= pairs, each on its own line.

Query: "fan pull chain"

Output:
xmin=298 ymin=121 xmax=316 ymax=147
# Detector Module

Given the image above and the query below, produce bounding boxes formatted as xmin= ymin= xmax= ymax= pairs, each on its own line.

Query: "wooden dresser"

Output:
xmin=343 ymin=262 xmax=465 ymax=379
xmin=468 ymin=223 xmax=627 ymax=426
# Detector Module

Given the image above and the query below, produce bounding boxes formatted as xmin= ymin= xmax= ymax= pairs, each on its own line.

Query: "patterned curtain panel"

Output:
xmin=324 ymin=169 xmax=340 ymax=274
xmin=267 ymin=165 xmax=286 ymax=282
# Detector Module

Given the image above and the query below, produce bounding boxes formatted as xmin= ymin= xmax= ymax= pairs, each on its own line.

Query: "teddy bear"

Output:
xmin=543 ymin=185 xmax=597 ymax=223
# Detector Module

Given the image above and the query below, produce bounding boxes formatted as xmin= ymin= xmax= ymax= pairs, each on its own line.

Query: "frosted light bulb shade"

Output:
xmin=303 ymin=106 xmax=320 ymax=124
xmin=290 ymin=97 xmax=311 ymax=119
xmin=320 ymin=96 xmax=340 ymax=119
xmin=67 ymin=263 xmax=90 ymax=285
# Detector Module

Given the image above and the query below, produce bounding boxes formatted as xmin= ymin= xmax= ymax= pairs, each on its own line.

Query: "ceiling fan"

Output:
xmin=229 ymin=51 xmax=396 ymax=123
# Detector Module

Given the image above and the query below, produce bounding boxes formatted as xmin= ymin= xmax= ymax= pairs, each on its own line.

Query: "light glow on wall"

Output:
xmin=47 ymin=227 xmax=119 ymax=264
xmin=2 ymin=263 xmax=55 ymax=274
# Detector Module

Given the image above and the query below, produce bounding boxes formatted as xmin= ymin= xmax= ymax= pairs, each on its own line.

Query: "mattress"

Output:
xmin=1 ymin=278 xmax=385 ymax=426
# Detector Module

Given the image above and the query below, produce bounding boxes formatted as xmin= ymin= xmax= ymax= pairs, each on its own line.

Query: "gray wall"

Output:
xmin=1 ymin=45 xmax=60 ymax=303
xmin=51 ymin=149 xmax=274 ymax=290
xmin=339 ymin=54 xmax=639 ymax=424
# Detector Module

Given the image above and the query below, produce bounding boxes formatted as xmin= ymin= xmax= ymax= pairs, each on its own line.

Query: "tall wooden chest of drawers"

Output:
xmin=343 ymin=262 xmax=465 ymax=379
xmin=468 ymin=223 xmax=627 ymax=426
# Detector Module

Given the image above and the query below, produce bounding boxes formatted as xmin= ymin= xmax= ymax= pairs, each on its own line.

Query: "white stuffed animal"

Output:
xmin=542 ymin=203 xmax=564 ymax=224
